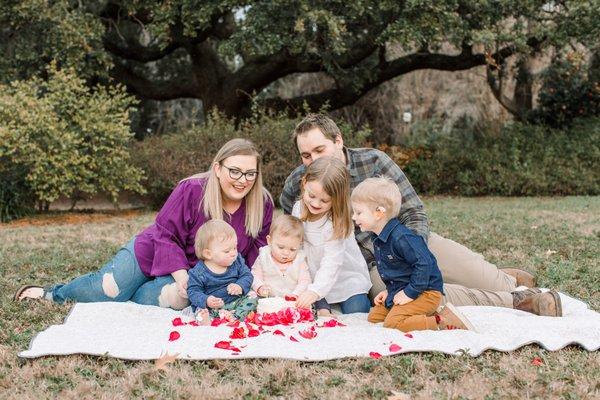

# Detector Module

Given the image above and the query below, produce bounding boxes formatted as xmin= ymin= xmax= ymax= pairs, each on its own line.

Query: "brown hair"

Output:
xmin=194 ymin=220 xmax=237 ymax=260
xmin=183 ymin=138 xmax=270 ymax=238
xmin=351 ymin=177 xmax=402 ymax=220
xmin=292 ymin=113 xmax=341 ymax=146
xmin=269 ymin=214 xmax=304 ymax=241
xmin=299 ymin=157 xmax=352 ymax=240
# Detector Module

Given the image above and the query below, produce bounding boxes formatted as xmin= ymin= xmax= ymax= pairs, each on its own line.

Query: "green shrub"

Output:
xmin=132 ymin=109 xmax=370 ymax=208
xmin=0 ymin=63 xmax=145 ymax=217
xmin=404 ymin=117 xmax=600 ymax=196
xmin=0 ymin=164 xmax=35 ymax=222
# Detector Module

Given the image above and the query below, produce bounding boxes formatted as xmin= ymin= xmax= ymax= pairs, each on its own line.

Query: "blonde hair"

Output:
xmin=269 ymin=214 xmax=304 ymax=241
xmin=194 ymin=220 xmax=236 ymax=260
xmin=351 ymin=177 xmax=402 ymax=220
xmin=184 ymin=138 xmax=269 ymax=238
xmin=299 ymin=157 xmax=352 ymax=240
xmin=292 ymin=113 xmax=341 ymax=146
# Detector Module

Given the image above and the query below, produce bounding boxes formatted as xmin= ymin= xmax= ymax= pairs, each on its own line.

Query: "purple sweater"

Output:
xmin=134 ymin=178 xmax=273 ymax=277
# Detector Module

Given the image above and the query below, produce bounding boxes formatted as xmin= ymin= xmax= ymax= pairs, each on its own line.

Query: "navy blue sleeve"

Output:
xmin=187 ymin=265 xmax=209 ymax=310
xmin=392 ymin=234 xmax=434 ymax=299
xmin=234 ymin=255 xmax=254 ymax=294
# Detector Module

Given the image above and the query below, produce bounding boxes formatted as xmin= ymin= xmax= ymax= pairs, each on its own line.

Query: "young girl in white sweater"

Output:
xmin=292 ymin=157 xmax=372 ymax=314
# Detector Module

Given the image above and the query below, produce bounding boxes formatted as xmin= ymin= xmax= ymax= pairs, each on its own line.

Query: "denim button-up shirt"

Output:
xmin=373 ymin=219 xmax=443 ymax=308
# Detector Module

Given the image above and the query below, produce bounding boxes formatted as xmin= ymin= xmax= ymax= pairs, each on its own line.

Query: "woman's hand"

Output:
xmin=171 ymin=269 xmax=189 ymax=298
xmin=393 ymin=290 xmax=413 ymax=305
xmin=295 ymin=290 xmax=319 ymax=308
xmin=207 ymin=295 xmax=224 ymax=309
xmin=374 ymin=290 xmax=388 ymax=305
xmin=227 ymin=283 xmax=243 ymax=295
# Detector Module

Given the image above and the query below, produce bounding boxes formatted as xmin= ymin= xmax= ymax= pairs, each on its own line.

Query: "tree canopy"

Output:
xmin=1 ymin=0 xmax=598 ymax=117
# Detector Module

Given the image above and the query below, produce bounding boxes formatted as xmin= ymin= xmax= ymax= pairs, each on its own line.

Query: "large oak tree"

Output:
xmin=1 ymin=1 xmax=598 ymax=118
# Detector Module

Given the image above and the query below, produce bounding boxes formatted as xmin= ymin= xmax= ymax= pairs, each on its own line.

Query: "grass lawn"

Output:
xmin=1 ymin=196 xmax=598 ymax=399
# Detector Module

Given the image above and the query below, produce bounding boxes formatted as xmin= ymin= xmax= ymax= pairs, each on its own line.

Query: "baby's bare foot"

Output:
xmin=196 ymin=309 xmax=211 ymax=326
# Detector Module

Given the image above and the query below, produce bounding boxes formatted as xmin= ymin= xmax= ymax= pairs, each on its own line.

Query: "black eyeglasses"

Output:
xmin=221 ymin=164 xmax=258 ymax=181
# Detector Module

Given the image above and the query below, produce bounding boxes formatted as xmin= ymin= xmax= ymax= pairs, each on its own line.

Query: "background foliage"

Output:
xmin=0 ymin=65 xmax=145 ymax=222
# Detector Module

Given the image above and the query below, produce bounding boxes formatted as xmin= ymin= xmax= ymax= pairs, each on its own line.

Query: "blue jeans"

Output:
xmin=318 ymin=293 xmax=371 ymax=314
xmin=49 ymin=238 xmax=182 ymax=308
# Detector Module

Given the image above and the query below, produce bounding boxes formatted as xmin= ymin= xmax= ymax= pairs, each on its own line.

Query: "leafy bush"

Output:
xmin=404 ymin=117 xmax=600 ymax=196
xmin=0 ymin=63 xmax=145 ymax=220
xmin=132 ymin=109 xmax=370 ymax=208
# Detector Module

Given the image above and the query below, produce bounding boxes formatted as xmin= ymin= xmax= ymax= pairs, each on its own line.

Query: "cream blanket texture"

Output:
xmin=19 ymin=291 xmax=599 ymax=360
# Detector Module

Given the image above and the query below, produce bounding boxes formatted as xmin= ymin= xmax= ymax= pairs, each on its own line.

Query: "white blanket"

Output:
xmin=19 ymin=292 xmax=600 ymax=360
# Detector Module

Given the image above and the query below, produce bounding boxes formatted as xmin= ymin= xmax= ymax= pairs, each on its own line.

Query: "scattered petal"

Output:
xmin=227 ymin=320 xmax=241 ymax=328
xmin=230 ymin=346 xmax=241 ymax=353
xmin=211 ymin=318 xmax=226 ymax=327
xmin=273 ymin=329 xmax=285 ymax=336
xmin=248 ymin=329 xmax=260 ymax=337
xmin=369 ymin=352 xmax=382 ymax=359
xmin=284 ymin=295 xmax=298 ymax=301
xmin=389 ymin=344 xmax=402 ymax=353
xmin=168 ymin=331 xmax=181 ymax=341
xmin=289 ymin=336 xmax=299 ymax=342
xmin=404 ymin=333 xmax=413 ymax=338
xmin=172 ymin=317 xmax=185 ymax=327
xmin=188 ymin=320 xmax=200 ymax=327
xmin=321 ymin=319 xmax=346 ymax=328
xmin=299 ymin=328 xmax=318 ymax=339
xmin=531 ymin=357 xmax=543 ymax=366
xmin=214 ymin=340 xmax=232 ymax=350
xmin=229 ymin=327 xmax=247 ymax=339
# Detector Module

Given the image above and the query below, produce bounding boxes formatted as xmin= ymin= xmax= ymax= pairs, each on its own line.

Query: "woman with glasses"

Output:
xmin=15 ymin=139 xmax=274 ymax=310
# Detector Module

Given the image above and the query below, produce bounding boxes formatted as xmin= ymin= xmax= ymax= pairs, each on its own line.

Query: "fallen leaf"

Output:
xmin=545 ymin=249 xmax=557 ymax=256
xmin=154 ymin=351 xmax=179 ymax=371
xmin=389 ymin=344 xmax=402 ymax=353
xmin=369 ymin=352 xmax=382 ymax=359
xmin=168 ymin=331 xmax=181 ymax=341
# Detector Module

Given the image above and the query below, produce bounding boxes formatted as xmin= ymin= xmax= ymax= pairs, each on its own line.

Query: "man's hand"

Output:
xmin=257 ymin=285 xmax=271 ymax=297
xmin=393 ymin=290 xmax=413 ymax=305
xmin=295 ymin=290 xmax=319 ymax=308
xmin=206 ymin=295 xmax=224 ymax=309
xmin=374 ymin=290 xmax=388 ymax=305
xmin=227 ymin=283 xmax=243 ymax=295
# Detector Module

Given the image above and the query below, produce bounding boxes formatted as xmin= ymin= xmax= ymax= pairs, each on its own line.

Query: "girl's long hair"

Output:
xmin=184 ymin=138 xmax=268 ymax=238
xmin=299 ymin=157 xmax=352 ymax=240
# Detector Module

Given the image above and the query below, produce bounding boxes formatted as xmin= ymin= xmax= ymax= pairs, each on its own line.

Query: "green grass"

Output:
xmin=1 ymin=197 xmax=599 ymax=399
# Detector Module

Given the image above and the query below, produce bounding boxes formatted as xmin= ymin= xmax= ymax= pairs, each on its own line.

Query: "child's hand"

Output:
xmin=374 ymin=290 xmax=388 ymax=305
xmin=296 ymin=290 xmax=319 ymax=308
xmin=207 ymin=295 xmax=224 ymax=309
xmin=227 ymin=283 xmax=243 ymax=295
xmin=257 ymin=285 xmax=271 ymax=297
xmin=176 ymin=279 xmax=189 ymax=298
xmin=393 ymin=290 xmax=413 ymax=305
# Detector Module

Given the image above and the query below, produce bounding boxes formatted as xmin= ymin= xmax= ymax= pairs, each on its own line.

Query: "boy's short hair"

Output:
xmin=351 ymin=177 xmax=402 ymax=220
xmin=269 ymin=214 xmax=304 ymax=241
xmin=292 ymin=113 xmax=341 ymax=146
xmin=194 ymin=220 xmax=236 ymax=260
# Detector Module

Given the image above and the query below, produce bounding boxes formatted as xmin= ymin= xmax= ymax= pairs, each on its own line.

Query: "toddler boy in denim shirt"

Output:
xmin=351 ymin=177 xmax=474 ymax=332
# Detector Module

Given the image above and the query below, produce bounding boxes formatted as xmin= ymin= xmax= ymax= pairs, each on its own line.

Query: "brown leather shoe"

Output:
xmin=511 ymin=288 xmax=542 ymax=306
xmin=502 ymin=268 xmax=537 ymax=287
xmin=513 ymin=290 xmax=562 ymax=317
xmin=436 ymin=303 xmax=476 ymax=331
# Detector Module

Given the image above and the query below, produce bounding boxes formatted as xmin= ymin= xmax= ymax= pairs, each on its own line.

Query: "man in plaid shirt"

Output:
xmin=279 ymin=114 xmax=563 ymax=314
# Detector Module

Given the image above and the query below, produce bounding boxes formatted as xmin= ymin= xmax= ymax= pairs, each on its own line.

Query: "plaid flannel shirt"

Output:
xmin=279 ymin=147 xmax=429 ymax=260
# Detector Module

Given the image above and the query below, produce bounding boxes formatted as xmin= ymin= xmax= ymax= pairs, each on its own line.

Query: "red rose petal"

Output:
xmin=531 ymin=357 xmax=543 ymax=366
xmin=172 ymin=317 xmax=185 ymax=327
xmin=214 ymin=340 xmax=232 ymax=349
xmin=168 ymin=331 xmax=181 ymax=341
xmin=299 ymin=328 xmax=317 ymax=339
xmin=284 ymin=295 xmax=298 ymax=301
xmin=227 ymin=320 xmax=240 ymax=327
xmin=248 ymin=329 xmax=260 ymax=337
xmin=369 ymin=352 xmax=382 ymax=359
xmin=273 ymin=329 xmax=285 ymax=336
xmin=230 ymin=346 xmax=241 ymax=353
xmin=389 ymin=344 xmax=402 ymax=353
xmin=188 ymin=320 xmax=200 ymax=327
xmin=404 ymin=333 xmax=413 ymax=338
xmin=229 ymin=327 xmax=247 ymax=339
xmin=289 ymin=336 xmax=299 ymax=342
xmin=211 ymin=318 xmax=226 ymax=327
